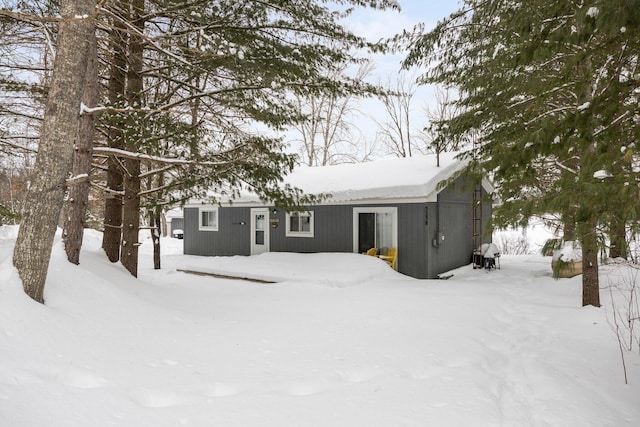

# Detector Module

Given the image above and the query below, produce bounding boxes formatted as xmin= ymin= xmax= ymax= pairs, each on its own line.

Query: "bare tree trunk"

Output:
xmin=609 ymin=217 xmax=628 ymax=260
xmin=121 ymin=158 xmax=141 ymax=276
xmin=161 ymin=210 xmax=168 ymax=237
xmin=150 ymin=205 xmax=161 ymax=270
xmin=13 ymin=0 xmax=94 ymax=303
xmin=103 ymin=167 xmax=124 ymax=262
xmin=581 ymin=217 xmax=600 ymax=307
xmin=120 ymin=0 xmax=145 ymax=277
xmin=102 ymin=16 xmax=127 ymax=262
xmin=63 ymin=27 xmax=98 ymax=264
xmin=575 ymin=56 xmax=600 ymax=308
xmin=151 ymin=172 xmax=163 ymax=269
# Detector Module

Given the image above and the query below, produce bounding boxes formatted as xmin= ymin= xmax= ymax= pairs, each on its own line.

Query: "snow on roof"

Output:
xmin=189 ymin=152 xmax=470 ymax=206
xmin=165 ymin=208 xmax=183 ymax=219
xmin=284 ymin=151 xmax=466 ymax=203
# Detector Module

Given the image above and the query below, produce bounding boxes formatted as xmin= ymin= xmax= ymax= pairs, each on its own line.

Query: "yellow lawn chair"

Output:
xmin=379 ymin=248 xmax=397 ymax=270
xmin=364 ymin=247 xmax=378 ymax=256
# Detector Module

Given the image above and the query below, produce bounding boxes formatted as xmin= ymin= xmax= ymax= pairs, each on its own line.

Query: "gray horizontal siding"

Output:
xmin=270 ymin=205 xmax=353 ymax=253
xmin=184 ymin=206 xmax=251 ymax=256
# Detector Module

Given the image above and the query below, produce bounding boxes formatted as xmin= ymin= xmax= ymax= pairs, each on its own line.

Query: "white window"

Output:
xmin=198 ymin=206 xmax=219 ymax=231
xmin=286 ymin=211 xmax=314 ymax=238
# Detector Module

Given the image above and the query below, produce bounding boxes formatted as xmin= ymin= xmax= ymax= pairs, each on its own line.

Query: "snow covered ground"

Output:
xmin=1 ymin=225 xmax=639 ymax=426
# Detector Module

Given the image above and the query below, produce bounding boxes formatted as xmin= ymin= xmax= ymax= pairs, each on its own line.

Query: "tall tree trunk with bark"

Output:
xmin=576 ymin=57 xmax=600 ymax=308
xmin=102 ymin=16 xmax=128 ymax=262
xmin=121 ymin=158 xmax=141 ymax=276
xmin=150 ymin=205 xmax=161 ymax=270
xmin=120 ymin=0 xmax=144 ymax=276
xmin=581 ymin=217 xmax=600 ymax=307
xmin=149 ymin=171 xmax=163 ymax=270
xmin=13 ymin=0 xmax=95 ymax=303
xmin=609 ymin=217 xmax=628 ymax=260
xmin=63 ymin=27 xmax=98 ymax=264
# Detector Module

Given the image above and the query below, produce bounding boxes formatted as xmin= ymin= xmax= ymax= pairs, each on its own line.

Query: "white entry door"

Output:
xmin=250 ymin=208 xmax=270 ymax=255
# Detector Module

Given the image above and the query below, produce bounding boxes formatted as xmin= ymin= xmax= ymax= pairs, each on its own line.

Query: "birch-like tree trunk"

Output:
xmin=13 ymin=0 xmax=95 ymax=303
xmin=63 ymin=27 xmax=98 ymax=265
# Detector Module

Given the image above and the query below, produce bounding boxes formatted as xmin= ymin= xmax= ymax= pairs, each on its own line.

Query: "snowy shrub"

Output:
xmin=551 ymin=241 xmax=582 ymax=279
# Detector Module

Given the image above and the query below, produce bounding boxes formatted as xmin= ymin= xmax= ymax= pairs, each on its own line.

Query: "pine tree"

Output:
xmin=403 ymin=0 xmax=640 ymax=307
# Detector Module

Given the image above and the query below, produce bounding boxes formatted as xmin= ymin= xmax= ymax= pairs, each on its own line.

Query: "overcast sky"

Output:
xmin=348 ymin=0 xmax=460 ymax=40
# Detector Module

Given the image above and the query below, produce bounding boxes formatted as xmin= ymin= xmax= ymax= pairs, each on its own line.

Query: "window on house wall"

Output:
xmin=198 ymin=206 xmax=218 ymax=231
xmin=286 ymin=211 xmax=314 ymax=237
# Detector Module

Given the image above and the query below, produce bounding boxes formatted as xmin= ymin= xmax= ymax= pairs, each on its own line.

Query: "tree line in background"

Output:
xmin=403 ymin=0 xmax=640 ymax=306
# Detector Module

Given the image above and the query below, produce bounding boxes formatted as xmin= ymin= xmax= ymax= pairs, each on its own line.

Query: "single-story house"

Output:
xmin=182 ymin=152 xmax=493 ymax=279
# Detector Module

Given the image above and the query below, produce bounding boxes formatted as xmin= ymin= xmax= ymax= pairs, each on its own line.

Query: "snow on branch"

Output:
xmin=79 ymin=103 xmax=167 ymax=116
xmin=91 ymin=182 xmax=124 ymax=196
xmin=594 ymin=111 xmax=630 ymax=138
xmin=525 ymin=106 xmax=573 ymax=126
xmin=93 ymin=147 xmax=227 ymax=167
xmin=66 ymin=173 xmax=89 ymax=185
xmin=594 ymin=170 xmax=613 ymax=180
xmin=139 ymin=164 xmax=178 ymax=179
